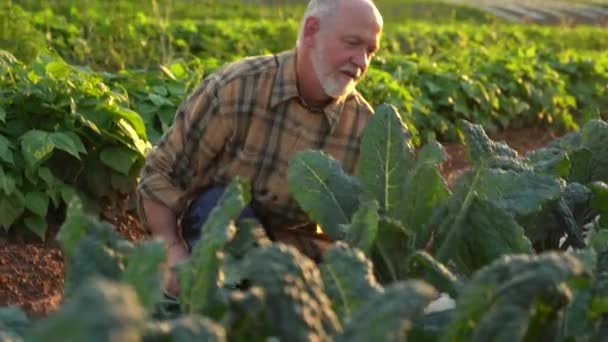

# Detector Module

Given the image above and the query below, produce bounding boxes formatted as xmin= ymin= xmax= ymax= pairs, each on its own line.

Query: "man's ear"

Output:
xmin=301 ymin=16 xmax=320 ymax=47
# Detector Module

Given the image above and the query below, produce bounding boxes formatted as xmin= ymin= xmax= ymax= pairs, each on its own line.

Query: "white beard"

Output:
xmin=311 ymin=44 xmax=357 ymax=98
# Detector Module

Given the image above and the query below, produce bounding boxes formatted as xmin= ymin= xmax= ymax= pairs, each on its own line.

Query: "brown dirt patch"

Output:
xmin=0 ymin=209 xmax=148 ymax=319
xmin=0 ymin=125 xmax=560 ymax=320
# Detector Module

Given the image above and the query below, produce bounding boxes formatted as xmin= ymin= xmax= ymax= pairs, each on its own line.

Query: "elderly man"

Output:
xmin=137 ymin=0 xmax=383 ymax=294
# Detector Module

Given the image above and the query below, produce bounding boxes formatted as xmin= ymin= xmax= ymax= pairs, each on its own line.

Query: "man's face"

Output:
xmin=310 ymin=1 xmax=382 ymax=98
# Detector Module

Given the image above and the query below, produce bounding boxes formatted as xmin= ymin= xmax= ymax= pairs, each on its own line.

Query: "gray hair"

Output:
xmin=296 ymin=0 xmax=342 ymax=47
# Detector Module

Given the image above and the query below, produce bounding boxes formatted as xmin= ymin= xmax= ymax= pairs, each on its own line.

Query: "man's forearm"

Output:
xmin=141 ymin=198 xmax=183 ymax=246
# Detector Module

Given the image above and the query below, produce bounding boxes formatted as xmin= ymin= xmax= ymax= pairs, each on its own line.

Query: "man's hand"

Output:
xmin=165 ymin=240 xmax=190 ymax=297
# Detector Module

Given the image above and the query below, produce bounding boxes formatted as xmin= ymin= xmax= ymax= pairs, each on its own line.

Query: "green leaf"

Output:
xmin=357 ymin=104 xmax=414 ymax=217
xmin=406 ymin=251 xmax=461 ymax=299
xmin=148 ymin=93 xmax=171 ymax=107
xmin=25 ymin=191 xmax=49 ymax=217
xmin=60 ymin=186 xmax=77 ymax=204
xmin=344 ymin=200 xmax=379 ymax=254
xmin=402 ymin=163 xmax=450 ymax=246
xmin=28 ymin=278 xmax=145 ymax=342
xmin=0 ymin=134 xmax=14 ymax=164
xmin=114 ymin=109 xmax=148 ymax=141
xmin=224 ymin=218 xmax=271 ymax=259
xmin=288 ymin=150 xmax=361 ymax=240
xmin=563 ymin=275 xmax=594 ymax=340
xmin=0 ymin=194 xmax=24 ymax=230
xmin=467 ymin=169 xmax=561 ymax=217
xmin=99 ymin=146 xmax=140 ymax=175
xmin=38 ymin=167 xmax=55 ymax=185
xmin=567 ymin=148 xmax=593 ymax=184
xmin=245 ymin=244 xmax=341 ymax=340
xmin=24 ymin=215 xmax=48 ymax=240
xmin=0 ymin=307 xmax=30 ymax=339
xmin=0 ymin=168 xmax=16 ymax=195
xmin=151 ymin=85 xmax=167 ymax=96
xmin=178 ymin=177 xmax=250 ymax=315
xmin=224 ymin=287 xmax=273 ymax=340
xmin=20 ymin=130 xmax=55 ymax=165
xmin=589 ymin=181 xmax=608 ymax=228
xmin=462 ymin=120 xmax=519 ymax=168
xmin=372 ymin=217 xmax=415 ymax=283
xmin=143 ymin=315 xmax=227 ymax=341
xmin=580 ymin=119 xmax=608 ymax=182
xmin=337 ymin=280 xmax=438 ymax=342
xmin=435 ymin=192 xmax=532 ymax=275
xmin=116 ymin=118 xmax=149 ymax=155
xmin=444 ymin=253 xmax=587 ymax=341
xmin=320 ymin=242 xmax=382 ymax=324
xmin=0 ymin=106 xmax=5 ymax=123
xmin=525 ymin=147 xmax=570 ymax=178
xmin=62 ymin=220 xmax=130 ymax=297
xmin=589 ymin=181 xmax=608 ymax=213
xmin=223 ymin=219 xmax=272 ymax=287
xmin=56 ymin=197 xmax=109 ymax=260
xmin=167 ymin=61 xmax=187 ymax=79
xmin=45 ymin=60 xmax=71 ymax=79
xmin=123 ymin=240 xmax=166 ymax=312
xmin=62 ymin=131 xmax=87 ymax=154
xmin=417 ymin=140 xmax=447 ymax=165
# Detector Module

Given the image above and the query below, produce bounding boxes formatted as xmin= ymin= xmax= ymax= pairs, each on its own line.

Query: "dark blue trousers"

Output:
xmin=181 ymin=186 xmax=257 ymax=251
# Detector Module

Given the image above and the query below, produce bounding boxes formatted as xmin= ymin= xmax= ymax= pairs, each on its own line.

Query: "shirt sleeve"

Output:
xmin=136 ymin=74 xmax=234 ymax=219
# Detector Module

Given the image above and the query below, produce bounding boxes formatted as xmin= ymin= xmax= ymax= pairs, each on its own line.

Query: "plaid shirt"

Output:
xmin=137 ymin=48 xmax=374 ymax=230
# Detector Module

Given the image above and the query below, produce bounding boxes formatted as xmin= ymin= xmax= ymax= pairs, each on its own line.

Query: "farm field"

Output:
xmin=448 ymin=0 xmax=608 ymax=25
xmin=1 ymin=0 xmax=608 ymax=340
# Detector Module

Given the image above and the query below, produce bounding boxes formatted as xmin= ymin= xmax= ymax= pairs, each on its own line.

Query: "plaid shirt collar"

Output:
xmin=270 ymin=49 xmax=351 ymax=133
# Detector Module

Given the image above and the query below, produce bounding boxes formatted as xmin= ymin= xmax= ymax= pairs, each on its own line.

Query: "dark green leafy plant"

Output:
xmin=0 ymin=51 xmax=149 ymax=238
xmin=444 ymin=252 xmax=588 ymax=342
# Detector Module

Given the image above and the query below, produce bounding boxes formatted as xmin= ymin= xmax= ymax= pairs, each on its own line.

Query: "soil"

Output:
xmin=0 ymin=125 xmax=560 ymax=320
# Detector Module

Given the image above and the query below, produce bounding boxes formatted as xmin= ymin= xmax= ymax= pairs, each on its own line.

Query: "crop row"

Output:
xmin=1 ymin=40 xmax=607 ymax=237
xmin=2 ymin=107 xmax=607 ymax=340
xmin=3 ymin=3 xmax=608 ymax=70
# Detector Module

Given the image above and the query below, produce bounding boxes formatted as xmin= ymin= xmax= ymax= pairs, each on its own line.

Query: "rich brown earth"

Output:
xmin=0 ymin=125 xmax=559 ymax=319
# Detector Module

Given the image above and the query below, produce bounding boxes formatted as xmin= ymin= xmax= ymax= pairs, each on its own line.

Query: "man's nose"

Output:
xmin=351 ymin=50 xmax=369 ymax=70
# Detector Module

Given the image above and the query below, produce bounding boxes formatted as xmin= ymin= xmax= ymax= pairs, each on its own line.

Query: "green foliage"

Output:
xmin=434 ymin=193 xmax=533 ymax=275
xmin=443 ymin=253 xmax=588 ymax=341
xmin=6 ymin=112 xmax=608 ymax=342
xmin=28 ymin=278 xmax=146 ymax=342
xmin=320 ymin=242 xmax=382 ymax=325
xmin=58 ymin=198 xmax=165 ymax=312
xmin=244 ymin=244 xmax=342 ymax=341
xmin=0 ymin=307 xmax=30 ymax=341
xmin=590 ymin=181 xmax=608 ymax=229
xmin=0 ymin=50 xmax=149 ymax=237
xmin=143 ymin=315 xmax=226 ymax=342
xmin=288 ymin=150 xmax=361 ymax=240
xmin=178 ymin=178 xmax=250 ymax=316
xmin=2 ymin=3 xmax=608 ymax=147
xmin=343 ymin=199 xmax=379 ymax=254
xmin=336 ymin=280 xmax=438 ymax=342
xmin=223 ymin=218 xmax=272 ymax=286
xmin=4 ymin=1 xmax=608 ymax=339
xmin=357 ymin=104 xmax=415 ymax=217
xmin=406 ymin=251 xmax=461 ymax=299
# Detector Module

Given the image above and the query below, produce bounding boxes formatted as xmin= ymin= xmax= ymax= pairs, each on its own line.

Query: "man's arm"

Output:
xmin=141 ymin=197 xmax=180 ymax=246
xmin=137 ymin=74 xmax=234 ymax=295
xmin=140 ymin=197 xmax=189 ymax=296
